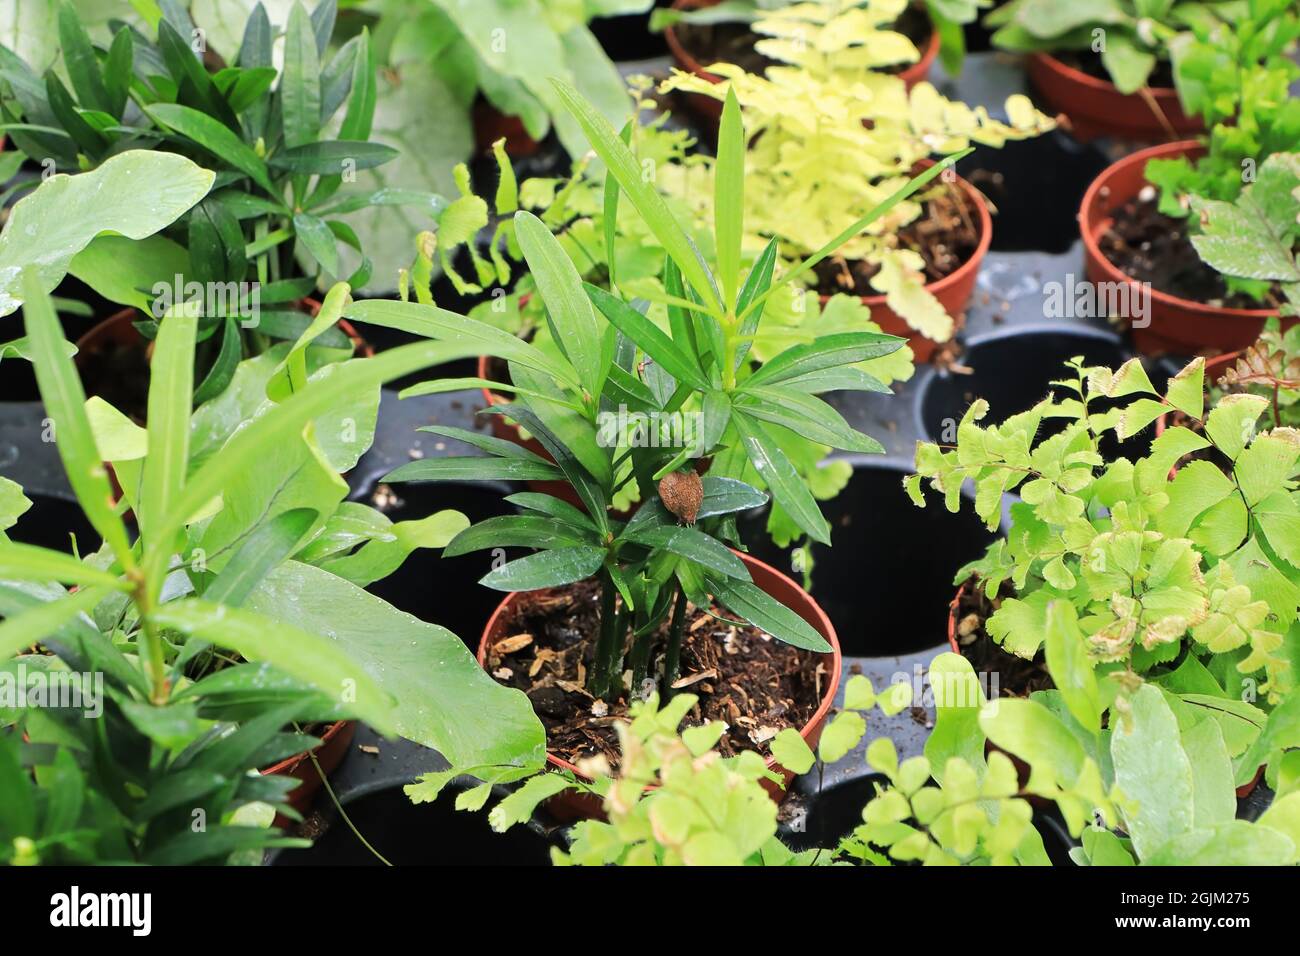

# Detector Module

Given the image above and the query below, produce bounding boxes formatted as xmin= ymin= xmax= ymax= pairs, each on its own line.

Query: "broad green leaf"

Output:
xmin=1043 ymin=601 xmax=1102 ymax=733
xmin=0 ymin=151 xmax=215 ymax=316
xmin=1111 ymin=684 xmax=1195 ymax=859
xmin=260 ymin=563 xmax=545 ymax=773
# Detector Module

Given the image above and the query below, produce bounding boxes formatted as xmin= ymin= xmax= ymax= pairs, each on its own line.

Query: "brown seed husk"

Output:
xmin=658 ymin=469 xmax=703 ymax=524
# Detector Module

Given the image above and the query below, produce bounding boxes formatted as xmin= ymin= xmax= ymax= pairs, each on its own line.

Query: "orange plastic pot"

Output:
xmin=825 ymin=164 xmax=991 ymax=364
xmin=1080 ymin=141 xmax=1288 ymax=355
xmin=946 ymin=580 xmax=1260 ymax=798
xmin=664 ymin=0 xmax=939 ymax=125
xmin=261 ymin=719 xmax=357 ymax=820
xmin=1027 ymin=52 xmax=1202 ymax=143
xmin=477 ymin=550 xmax=843 ymax=822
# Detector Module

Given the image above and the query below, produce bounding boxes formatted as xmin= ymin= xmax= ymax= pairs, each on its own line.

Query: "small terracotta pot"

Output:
xmin=473 ymin=98 xmax=540 ymax=158
xmin=823 ymin=164 xmax=991 ymax=363
xmin=1080 ymin=141 xmax=1288 ymax=356
xmin=477 ymin=550 xmax=843 ymax=822
xmin=261 ymin=719 xmax=357 ymax=819
xmin=1027 ymin=52 xmax=1202 ymax=143
xmin=946 ymin=580 xmax=1260 ymax=798
xmin=664 ymin=0 xmax=939 ymax=125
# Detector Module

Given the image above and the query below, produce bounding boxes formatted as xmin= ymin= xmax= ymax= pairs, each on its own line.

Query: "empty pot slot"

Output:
xmin=957 ymin=132 xmax=1111 ymax=254
xmin=360 ymin=480 xmax=518 ymax=648
xmin=270 ymin=782 xmax=561 ymax=866
xmin=781 ymin=774 xmax=890 ymax=853
xmin=917 ymin=327 xmax=1138 ymax=458
xmin=7 ymin=492 xmax=100 ymax=555
xmin=0 ymin=362 xmax=40 ymax=404
xmin=741 ymin=460 xmax=1001 ymax=656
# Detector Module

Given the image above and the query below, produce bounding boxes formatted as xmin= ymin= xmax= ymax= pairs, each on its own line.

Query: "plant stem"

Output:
xmin=591 ymin=571 xmax=619 ymax=699
xmin=130 ymin=576 xmax=169 ymax=705
xmin=660 ymin=586 xmax=689 ymax=699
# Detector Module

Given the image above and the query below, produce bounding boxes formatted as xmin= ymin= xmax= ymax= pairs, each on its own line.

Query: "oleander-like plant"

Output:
xmin=0 ymin=270 xmax=547 ymax=862
xmin=907 ymin=355 xmax=1299 ymax=781
xmin=985 ymin=0 xmax=1230 ymax=93
xmin=0 ymin=0 xmax=432 ymax=400
xmin=348 ymin=83 xmax=957 ymax=727
xmin=659 ymin=31 xmax=1053 ymax=344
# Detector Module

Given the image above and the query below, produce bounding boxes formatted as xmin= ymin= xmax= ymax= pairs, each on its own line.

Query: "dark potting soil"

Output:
xmin=951 ymin=581 xmax=1051 ymax=698
xmin=812 ymin=183 xmax=980 ymax=297
xmin=675 ymin=4 xmax=931 ymax=79
xmin=1054 ymin=49 xmax=1176 ymax=90
xmin=1101 ymin=195 xmax=1282 ymax=310
xmin=486 ymin=578 xmax=827 ymax=768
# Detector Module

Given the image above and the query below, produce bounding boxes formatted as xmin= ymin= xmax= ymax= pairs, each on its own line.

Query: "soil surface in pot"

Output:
xmin=812 ymin=184 xmax=980 ymax=297
xmin=486 ymin=579 xmax=826 ymax=768
xmin=1054 ymin=49 xmax=1176 ymax=89
xmin=1101 ymin=195 xmax=1282 ymax=310
xmin=952 ymin=582 xmax=1050 ymax=698
xmin=675 ymin=5 xmax=930 ymax=79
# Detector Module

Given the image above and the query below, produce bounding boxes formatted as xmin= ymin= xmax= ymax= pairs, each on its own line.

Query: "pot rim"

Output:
xmin=1029 ymin=50 xmax=1182 ymax=102
xmin=1079 ymin=139 xmax=1277 ymax=321
xmin=260 ymin=718 xmax=355 ymax=777
xmin=816 ymin=161 xmax=993 ymax=315
xmin=476 ymin=549 xmax=842 ymax=783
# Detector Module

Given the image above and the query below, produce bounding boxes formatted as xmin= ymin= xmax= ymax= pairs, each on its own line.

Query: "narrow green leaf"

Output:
xmin=147 ymin=103 xmax=275 ymax=193
xmin=479 ymin=547 xmax=606 ymax=592
xmin=21 ymin=271 xmax=133 ymax=567
xmin=585 ymin=283 xmax=708 ymax=389
xmin=550 ymin=78 xmax=721 ymax=313
xmin=338 ymin=27 xmax=375 ymax=140
xmin=0 ymin=542 xmax=126 ymax=590
xmin=0 ymin=587 xmax=108 ymax=661
xmin=714 ymin=87 xmax=744 ymax=309
xmin=204 ymin=508 xmax=319 ymax=607
xmin=731 ymin=411 xmax=830 ymax=544
xmin=281 ymin=1 xmax=321 ymax=149
xmin=709 ymin=576 xmax=832 ymax=652
xmin=139 ymin=309 xmax=197 ymax=558
xmin=515 ymin=211 xmax=605 ymax=401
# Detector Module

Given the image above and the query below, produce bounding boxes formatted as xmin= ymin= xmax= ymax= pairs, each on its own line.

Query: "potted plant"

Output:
xmin=0 ymin=149 xmax=215 ymax=411
xmin=346 ymin=81 xmax=965 ymax=807
xmin=984 ymin=0 xmax=1219 ymax=141
xmin=1078 ymin=4 xmax=1300 ymax=354
xmin=1 ymin=266 xmax=552 ymax=862
xmin=454 ymin=650 xmax=1300 ymax=865
xmin=661 ymin=36 xmax=1054 ymax=360
xmin=0 ymin=0 xmax=421 ymax=410
xmin=908 ymin=353 xmax=1298 ymax=797
xmin=656 ymin=0 xmax=986 ymax=125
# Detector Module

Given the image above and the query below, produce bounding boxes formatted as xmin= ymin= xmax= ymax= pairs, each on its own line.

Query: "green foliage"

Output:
xmin=1186 ymin=152 xmax=1300 ymax=314
xmin=354 ymin=82 xmax=959 ymax=705
xmin=659 ymin=12 xmax=1053 ymax=343
xmin=1212 ymin=322 xmax=1300 ymax=430
xmin=908 ymin=354 xmax=1300 ymax=787
xmin=1141 ymin=1 xmax=1300 ymax=287
xmin=0 ymin=0 xmax=421 ymax=398
xmin=986 ymin=0 xmax=1229 ymax=93
xmin=0 ymin=275 xmax=544 ymax=864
